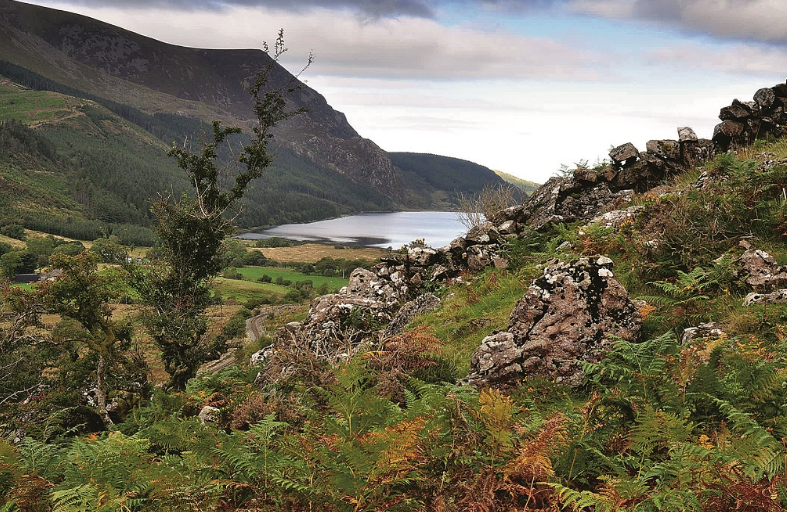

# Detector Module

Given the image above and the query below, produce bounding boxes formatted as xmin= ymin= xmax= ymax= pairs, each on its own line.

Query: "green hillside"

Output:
xmin=493 ymin=169 xmax=540 ymax=195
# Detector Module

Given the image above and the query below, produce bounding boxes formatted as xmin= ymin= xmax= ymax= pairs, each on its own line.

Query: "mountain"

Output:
xmin=0 ymin=0 xmax=504 ymax=235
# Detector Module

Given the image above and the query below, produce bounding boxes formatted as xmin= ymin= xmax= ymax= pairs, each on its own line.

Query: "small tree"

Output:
xmin=129 ymin=32 xmax=311 ymax=390
xmin=38 ymin=252 xmax=141 ymax=426
xmin=456 ymin=183 xmax=519 ymax=230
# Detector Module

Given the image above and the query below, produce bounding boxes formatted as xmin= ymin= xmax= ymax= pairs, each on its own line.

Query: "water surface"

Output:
xmin=239 ymin=211 xmax=467 ymax=248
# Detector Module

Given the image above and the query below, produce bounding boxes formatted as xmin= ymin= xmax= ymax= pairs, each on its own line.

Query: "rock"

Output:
xmin=466 ymin=245 xmax=494 ymax=272
xmin=466 ymin=257 xmax=642 ymax=388
xmin=681 ymin=139 xmax=716 ymax=167
xmin=198 ymin=406 xmax=221 ymax=423
xmin=681 ymin=322 xmax=725 ymax=345
xmin=469 ymin=332 xmax=522 ymax=380
xmin=773 ymin=83 xmax=787 ymax=98
xmin=250 ymin=346 xmax=275 ymax=366
xmin=754 ymin=87 xmax=777 ymax=110
xmin=573 ymin=167 xmax=598 ymax=183
xmin=383 ymin=293 xmax=441 ymax=338
xmin=646 ymin=139 xmax=681 ymax=161
xmin=408 ymin=246 xmax=437 ymax=266
xmin=609 ymin=142 xmax=639 ymax=165
xmin=589 ymin=205 xmax=644 ymax=230
xmin=466 ymin=224 xmax=502 ymax=245
xmin=523 ymin=176 xmax=634 ymax=231
xmin=610 ymin=153 xmax=667 ymax=191
xmin=677 ymin=127 xmax=698 ymax=142
xmin=743 ymin=289 xmax=787 ymax=306
xmin=719 ymin=102 xmax=751 ymax=120
xmin=739 ymin=248 xmax=787 ymax=292
xmin=497 ymin=219 xmax=517 ymax=236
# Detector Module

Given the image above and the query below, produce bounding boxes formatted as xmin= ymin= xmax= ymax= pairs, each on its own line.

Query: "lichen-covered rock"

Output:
xmin=609 ymin=142 xmax=639 ymax=164
xmin=198 ymin=406 xmax=220 ymax=423
xmin=677 ymin=127 xmax=698 ymax=142
xmin=739 ymin=248 xmax=787 ymax=292
xmin=589 ymin=205 xmax=644 ymax=230
xmin=466 ymin=257 xmax=642 ymax=388
xmin=743 ymin=289 xmax=787 ymax=306
xmin=681 ymin=322 xmax=725 ymax=345
xmin=383 ymin=293 xmax=441 ymax=338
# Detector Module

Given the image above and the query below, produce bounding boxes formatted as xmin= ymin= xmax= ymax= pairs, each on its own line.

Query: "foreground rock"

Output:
xmin=467 ymin=257 xmax=642 ymax=388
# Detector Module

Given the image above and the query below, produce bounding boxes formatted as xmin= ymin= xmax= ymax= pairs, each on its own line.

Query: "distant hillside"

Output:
xmin=389 ymin=152 xmax=506 ymax=207
xmin=493 ymin=170 xmax=540 ymax=196
xmin=0 ymin=0 xmax=503 ymax=233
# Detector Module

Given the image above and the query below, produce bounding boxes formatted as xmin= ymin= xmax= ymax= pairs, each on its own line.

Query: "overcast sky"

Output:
xmin=21 ymin=0 xmax=787 ymax=182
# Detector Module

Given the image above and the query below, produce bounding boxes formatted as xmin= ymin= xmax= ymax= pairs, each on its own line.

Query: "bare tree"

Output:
xmin=456 ymin=183 xmax=519 ymax=230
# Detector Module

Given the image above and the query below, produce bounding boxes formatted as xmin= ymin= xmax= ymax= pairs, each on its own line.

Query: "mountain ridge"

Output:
xmin=0 ymin=0 xmax=506 ymax=233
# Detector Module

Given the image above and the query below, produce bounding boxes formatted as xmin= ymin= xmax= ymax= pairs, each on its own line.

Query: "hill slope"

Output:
xmin=0 ymin=0 xmax=505 ymax=231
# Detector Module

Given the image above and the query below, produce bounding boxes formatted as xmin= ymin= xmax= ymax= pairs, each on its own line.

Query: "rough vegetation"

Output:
xmin=7 ymin=54 xmax=787 ymax=512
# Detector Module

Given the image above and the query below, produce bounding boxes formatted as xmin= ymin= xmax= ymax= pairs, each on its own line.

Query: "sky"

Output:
xmin=20 ymin=0 xmax=787 ymax=183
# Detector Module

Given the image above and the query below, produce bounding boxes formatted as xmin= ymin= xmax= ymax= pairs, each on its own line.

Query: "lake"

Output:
xmin=238 ymin=211 xmax=468 ymax=249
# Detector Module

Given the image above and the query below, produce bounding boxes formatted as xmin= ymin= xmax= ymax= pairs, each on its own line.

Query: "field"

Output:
xmin=235 ymin=266 xmax=348 ymax=289
xmin=252 ymin=243 xmax=385 ymax=263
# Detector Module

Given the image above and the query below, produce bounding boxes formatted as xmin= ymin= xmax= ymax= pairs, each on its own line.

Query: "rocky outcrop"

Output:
xmin=466 ymin=257 xmax=642 ymax=388
xmin=713 ymin=84 xmax=787 ymax=151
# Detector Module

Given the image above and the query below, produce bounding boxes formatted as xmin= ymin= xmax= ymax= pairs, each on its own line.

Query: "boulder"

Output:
xmin=198 ymin=406 xmax=221 ymax=423
xmin=739 ymin=248 xmax=787 ymax=292
xmin=646 ymin=139 xmax=681 ymax=161
xmin=754 ymin=87 xmax=777 ymax=110
xmin=677 ymin=127 xmax=698 ymax=142
xmin=523 ymin=176 xmax=634 ymax=231
xmin=589 ymin=205 xmax=644 ymax=230
xmin=743 ymin=289 xmax=787 ymax=306
xmin=609 ymin=142 xmax=639 ymax=165
xmin=681 ymin=322 xmax=725 ymax=345
xmin=383 ymin=293 xmax=442 ymax=338
xmin=467 ymin=257 xmax=642 ymax=388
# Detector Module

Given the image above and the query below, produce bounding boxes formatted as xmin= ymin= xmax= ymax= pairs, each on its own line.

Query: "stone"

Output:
xmin=754 ymin=87 xmax=777 ymax=110
xmin=573 ymin=167 xmax=598 ymax=183
xmin=681 ymin=139 xmax=716 ymax=167
xmin=681 ymin=322 xmax=725 ymax=345
xmin=469 ymin=332 xmax=522 ymax=379
xmin=383 ymin=293 xmax=441 ymax=338
xmin=739 ymin=248 xmax=787 ymax=292
xmin=497 ymin=219 xmax=517 ymax=236
xmin=677 ymin=127 xmax=698 ymax=142
xmin=466 ymin=245 xmax=493 ymax=272
xmin=408 ymin=246 xmax=437 ymax=266
xmin=719 ymin=100 xmax=753 ymax=120
xmin=609 ymin=142 xmax=639 ymax=165
xmin=198 ymin=406 xmax=221 ymax=423
xmin=590 ymin=205 xmax=644 ymax=230
xmin=773 ymin=83 xmax=787 ymax=98
xmin=610 ymin=153 xmax=667 ymax=192
xmin=466 ymin=257 xmax=642 ymax=388
xmin=646 ymin=139 xmax=681 ymax=161
xmin=744 ymin=289 xmax=787 ymax=306
xmin=466 ymin=224 xmax=502 ymax=245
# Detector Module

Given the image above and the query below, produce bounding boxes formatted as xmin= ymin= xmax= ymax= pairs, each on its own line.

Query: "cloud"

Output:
xmin=647 ymin=41 xmax=787 ymax=77
xmin=37 ymin=0 xmax=437 ymax=19
xmin=38 ymin=3 xmax=604 ymax=81
xmin=569 ymin=0 xmax=787 ymax=45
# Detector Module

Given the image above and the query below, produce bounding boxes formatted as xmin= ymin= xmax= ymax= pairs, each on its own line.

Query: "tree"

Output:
xmin=456 ymin=183 xmax=519 ymax=230
xmin=128 ymin=32 xmax=311 ymax=390
xmin=38 ymin=252 xmax=141 ymax=426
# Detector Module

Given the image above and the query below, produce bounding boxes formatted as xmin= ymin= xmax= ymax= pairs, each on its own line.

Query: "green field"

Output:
xmin=235 ymin=266 xmax=348 ymax=289
xmin=0 ymin=87 xmax=68 ymax=122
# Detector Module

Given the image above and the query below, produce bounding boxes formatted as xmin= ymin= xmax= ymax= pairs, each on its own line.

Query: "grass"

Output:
xmin=413 ymin=268 xmax=530 ymax=377
xmin=235 ymin=266 xmax=348 ymax=289
xmin=0 ymin=86 xmax=69 ymax=123
xmin=252 ymin=243 xmax=384 ymax=263
xmin=213 ymin=277 xmax=289 ymax=305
